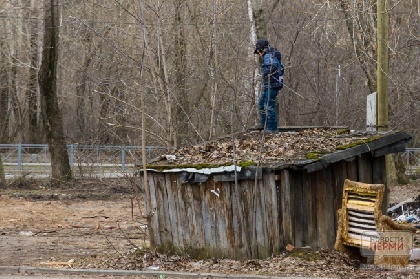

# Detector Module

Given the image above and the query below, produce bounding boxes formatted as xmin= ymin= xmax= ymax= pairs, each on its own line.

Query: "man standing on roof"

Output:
xmin=254 ymin=39 xmax=284 ymax=133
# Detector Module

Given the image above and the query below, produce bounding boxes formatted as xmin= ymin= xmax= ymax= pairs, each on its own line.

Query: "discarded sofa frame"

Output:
xmin=334 ymin=179 xmax=417 ymax=267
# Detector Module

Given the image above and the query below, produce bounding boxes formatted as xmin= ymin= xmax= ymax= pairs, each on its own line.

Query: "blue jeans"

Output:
xmin=258 ymin=87 xmax=279 ymax=131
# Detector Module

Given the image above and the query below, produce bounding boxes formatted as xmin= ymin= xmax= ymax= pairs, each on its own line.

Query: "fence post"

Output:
xmin=69 ymin=144 xmax=74 ymax=167
xmin=121 ymin=147 xmax=126 ymax=171
xmin=17 ymin=143 xmax=22 ymax=171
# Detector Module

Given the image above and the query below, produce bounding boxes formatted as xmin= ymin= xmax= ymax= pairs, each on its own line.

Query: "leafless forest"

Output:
xmin=1 ymin=0 xmax=419 ymax=151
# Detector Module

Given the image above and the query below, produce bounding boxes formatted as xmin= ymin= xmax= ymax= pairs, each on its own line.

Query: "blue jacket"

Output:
xmin=261 ymin=47 xmax=284 ymax=89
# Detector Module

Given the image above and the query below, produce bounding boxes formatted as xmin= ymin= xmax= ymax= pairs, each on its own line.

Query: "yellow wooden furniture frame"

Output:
xmin=334 ymin=179 xmax=416 ymax=267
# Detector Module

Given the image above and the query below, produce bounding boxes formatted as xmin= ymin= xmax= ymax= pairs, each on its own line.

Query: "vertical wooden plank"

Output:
xmin=181 ymin=183 xmax=194 ymax=247
xmin=222 ymin=182 xmax=235 ymax=257
xmin=250 ymin=178 xmax=259 ymax=258
xmin=265 ymin=172 xmax=280 ymax=255
xmin=202 ymin=183 xmax=216 ymax=252
xmin=373 ymin=155 xmax=388 ymax=213
xmin=169 ymin=173 xmax=184 ymax=248
xmin=324 ymin=167 xmax=336 ymax=249
xmin=276 ymin=171 xmax=284 ymax=248
xmin=241 ymin=179 xmax=253 ymax=258
xmin=345 ymin=157 xmax=358 ymax=181
xmin=293 ymin=171 xmax=304 ymax=247
xmin=358 ymin=153 xmax=373 ymax=183
xmin=248 ymin=177 xmax=259 ymax=258
xmin=229 ymin=179 xmax=239 ymax=257
xmin=332 ymin=162 xmax=345 ymax=231
xmin=173 ymin=173 xmax=188 ymax=249
xmin=146 ymin=176 xmax=162 ymax=246
xmin=301 ymin=171 xmax=309 ymax=247
xmin=153 ymin=174 xmax=163 ymax=244
xmin=257 ymin=172 xmax=277 ymax=258
xmin=307 ymin=173 xmax=318 ymax=249
xmin=255 ymin=175 xmax=266 ymax=257
xmin=316 ymin=169 xmax=328 ymax=249
xmin=215 ymin=180 xmax=228 ymax=257
xmin=372 ymin=155 xmax=386 ymax=184
xmin=165 ymin=173 xmax=180 ymax=247
xmin=157 ymin=174 xmax=171 ymax=244
xmin=230 ymin=179 xmax=247 ymax=258
xmin=191 ymin=184 xmax=205 ymax=247
xmin=147 ymin=174 xmax=160 ymax=246
xmin=281 ymin=169 xmax=293 ymax=246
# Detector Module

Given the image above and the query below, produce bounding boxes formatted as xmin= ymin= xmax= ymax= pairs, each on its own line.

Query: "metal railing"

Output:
xmin=405 ymin=148 xmax=420 ymax=177
xmin=0 ymin=144 xmax=165 ymax=177
xmin=1 ymin=144 xmax=418 ymax=178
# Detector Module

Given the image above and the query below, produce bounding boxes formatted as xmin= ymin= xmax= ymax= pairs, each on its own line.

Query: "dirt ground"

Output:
xmin=0 ymin=178 xmax=419 ymax=278
xmin=0 ymin=178 xmax=147 ymax=267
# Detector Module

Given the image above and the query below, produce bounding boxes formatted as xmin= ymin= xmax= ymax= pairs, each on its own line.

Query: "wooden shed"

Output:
xmin=137 ymin=128 xmax=411 ymax=260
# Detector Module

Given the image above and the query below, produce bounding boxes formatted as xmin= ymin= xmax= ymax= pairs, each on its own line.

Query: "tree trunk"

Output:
xmin=339 ymin=0 xmax=377 ymax=94
xmin=209 ymin=0 xmax=218 ymax=140
xmin=251 ymin=0 xmax=267 ymax=39
xmin=0 ymin=154 xmax=5 ymax=188
xmin=26 ymin=0 xmax=41 ymax=144
xmin=174 ymin=0 xmax=187 ymax=146
xmin=249 ymin=0 xmax=268 ymax=125
xmin=38 ymin=0 xmax=72 ymax=184
xmin=0 ymin=41 xmax=10 ymax=142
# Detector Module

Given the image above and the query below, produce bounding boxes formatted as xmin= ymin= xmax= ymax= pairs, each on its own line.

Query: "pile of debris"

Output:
xmin=388 ymin=194 xmax=420 ymax=229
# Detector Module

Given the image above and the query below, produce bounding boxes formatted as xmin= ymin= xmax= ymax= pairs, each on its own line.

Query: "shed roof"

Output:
xmin=145 ymin=128 xmax=411 ymax=173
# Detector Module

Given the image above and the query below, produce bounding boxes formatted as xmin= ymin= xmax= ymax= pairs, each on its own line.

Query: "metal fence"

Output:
xmin=405 ymin=148 xmax=420 ymax=177
xmin=0 ymin=144 xmax=165 ymax=177
xmin=1 ymin=144 xmax=419 ymax=178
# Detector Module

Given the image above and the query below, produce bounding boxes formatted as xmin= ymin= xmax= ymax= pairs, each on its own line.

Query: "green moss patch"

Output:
xmin=238 ymin=160 xmax=256 ymax=168
xmin=287 ymin=247 xmax=319 ymax=261
xmin=336 ymin=135 xmax=381 ymax=150
xmin=306 ymin=152 xmax=323 ymax=160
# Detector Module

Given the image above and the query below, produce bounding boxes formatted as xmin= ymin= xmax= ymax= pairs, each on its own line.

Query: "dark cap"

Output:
xmin=254 ymin=39 xmax=269 ymax=54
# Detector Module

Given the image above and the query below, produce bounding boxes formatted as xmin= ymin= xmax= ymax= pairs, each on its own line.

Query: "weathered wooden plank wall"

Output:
xmin=141 ymin=153 xmax=389 ymax=259
xmin=141 ymin=171 xmax=281 ymax=259
xmin=275 ymin=153 xmax=387 ymax=251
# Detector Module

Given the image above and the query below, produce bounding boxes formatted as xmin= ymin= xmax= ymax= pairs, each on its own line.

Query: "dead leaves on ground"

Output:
xmin=73 ymin=247 xmax=419 ymax=278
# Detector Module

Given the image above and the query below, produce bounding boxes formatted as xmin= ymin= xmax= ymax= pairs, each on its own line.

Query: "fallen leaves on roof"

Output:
xmin=148 ymin=128 xmax=375 ymax=167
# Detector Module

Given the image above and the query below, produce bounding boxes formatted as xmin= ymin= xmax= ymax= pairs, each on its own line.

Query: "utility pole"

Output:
xmin=377 ymin=0 xmax=388 ymax=132
xmin=377 ymin=0 xmax=392 ymax=214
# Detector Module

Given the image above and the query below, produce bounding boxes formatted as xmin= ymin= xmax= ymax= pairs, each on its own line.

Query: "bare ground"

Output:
xmin=0 ymin=178 xmax=419 ymax=278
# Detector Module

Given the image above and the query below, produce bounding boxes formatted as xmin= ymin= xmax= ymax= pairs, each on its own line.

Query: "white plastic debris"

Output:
xmin=165 ymin=155 xmax=176 ymax=160
xmin=148 ymin=265 xmax=160 ymax=270
xmin=396 ymin=215 xmax=407 ymax=223
xmin=410 ymin=248 xmax=420 ymax=260
xmin=149 ymin=164 xmax=242 ymax=174
xmin=19 ymin=231 xmax=35 ymax=236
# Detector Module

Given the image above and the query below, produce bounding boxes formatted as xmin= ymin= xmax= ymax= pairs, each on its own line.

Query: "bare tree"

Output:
xmin=26 ymin=0 xmax=42 ymax=144
xmin=339 ymin=0 xmax=377 ymax=94
xmin=1 ymin=0 xmax=418 ymax=150
xmin=209 ymin=0 xmax=219 ymax=139
xmin=4 ymin=0 xmax=24 ymax=142
xmin=0 ymin=41 xmax=10 ymax=142
xmin=38 ymin=0 xmax=72 ymax=183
